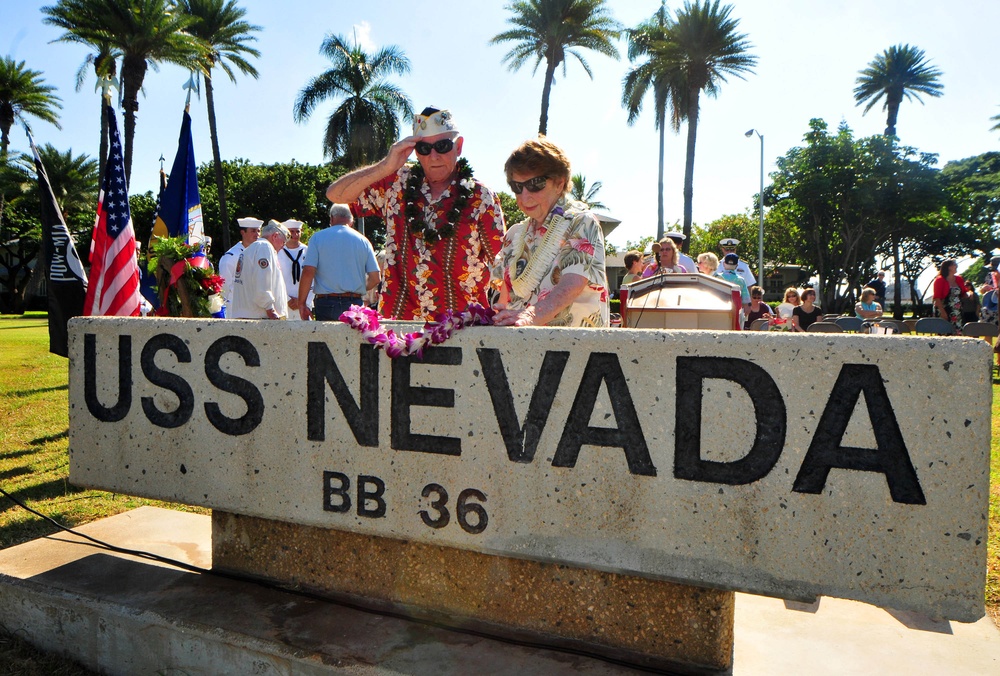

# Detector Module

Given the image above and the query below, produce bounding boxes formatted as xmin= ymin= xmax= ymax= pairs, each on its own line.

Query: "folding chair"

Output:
xmin=913 ymin=317 xmax=956 ymax=336
xmin=749 ymin=318 xmax=770 ymax=331
xmin=806 ymin=322 xmax=843 ymax=333
xmin=834 ymin=316 xmax=864 ymax=333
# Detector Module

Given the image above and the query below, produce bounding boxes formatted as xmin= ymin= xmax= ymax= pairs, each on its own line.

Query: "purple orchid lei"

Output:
xmin=339 ymin=303 xmax=495 ymax=359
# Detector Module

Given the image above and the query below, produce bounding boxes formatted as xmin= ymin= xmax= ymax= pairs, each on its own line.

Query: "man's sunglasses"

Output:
xmin=415 ymin=138 xmax=455 ymax=155
xmin=508 ymin=175 xmax=549 ymax=194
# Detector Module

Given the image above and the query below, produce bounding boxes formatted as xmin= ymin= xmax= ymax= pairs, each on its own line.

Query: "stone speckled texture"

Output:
xmin=68 ymin=318 xmax=991 ymax=622
xmin=213 ymin=510 xmax=735 ymax=672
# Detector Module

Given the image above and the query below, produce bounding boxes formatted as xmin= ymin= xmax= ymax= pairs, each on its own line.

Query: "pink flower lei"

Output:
xmin=339 ymin=303 xmax=495 ymax=359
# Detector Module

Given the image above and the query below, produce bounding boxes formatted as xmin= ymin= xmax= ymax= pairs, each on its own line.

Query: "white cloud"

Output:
xmin=351 ymin=21 xmax=375 ymax=51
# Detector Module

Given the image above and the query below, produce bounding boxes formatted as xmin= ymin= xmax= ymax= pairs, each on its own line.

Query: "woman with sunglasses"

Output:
xmin=641 ymin=238 xmax=688 ymax=277
xmin=491 ymin=139 xmax=609 ymax=327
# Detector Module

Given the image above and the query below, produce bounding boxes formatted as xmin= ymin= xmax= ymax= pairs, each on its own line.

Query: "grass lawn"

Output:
xmin=0 ymin=314 xmax=996 ymax=670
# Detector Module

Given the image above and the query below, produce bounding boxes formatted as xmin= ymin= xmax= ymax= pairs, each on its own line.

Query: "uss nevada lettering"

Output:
xmin=82 ymin=333 xmax=926 ymax=504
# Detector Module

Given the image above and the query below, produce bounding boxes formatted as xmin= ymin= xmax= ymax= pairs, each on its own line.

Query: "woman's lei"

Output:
xmin=404 ymin=157 xmax=475 ymax=244
xmin=340 ymin=303 xmax=494 ymax=359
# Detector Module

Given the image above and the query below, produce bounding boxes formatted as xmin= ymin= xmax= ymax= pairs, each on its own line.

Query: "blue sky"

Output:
xmin=4 ymin=0 xmax=999 ymax=249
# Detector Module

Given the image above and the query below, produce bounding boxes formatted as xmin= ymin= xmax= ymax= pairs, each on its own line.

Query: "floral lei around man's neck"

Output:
xmin=404 ymin=157 xmax=475 ymax=244
xmin=340 ymin=303 xmax=494 ymax=359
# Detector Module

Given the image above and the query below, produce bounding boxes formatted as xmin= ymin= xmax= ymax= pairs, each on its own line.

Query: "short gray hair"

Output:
xmin=329 ymin=203 xmax=353 ymax=223
xmin=261 ymin=220 xmax=290 ymax=239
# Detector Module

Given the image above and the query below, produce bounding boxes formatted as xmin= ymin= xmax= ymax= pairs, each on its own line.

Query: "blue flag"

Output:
xmin=152 ymin=109 xmax=203 ymax=243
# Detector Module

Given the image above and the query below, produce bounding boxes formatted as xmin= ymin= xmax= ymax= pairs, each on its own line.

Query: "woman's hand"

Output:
xmin=493 ymin=304 xmax=537 ymax=327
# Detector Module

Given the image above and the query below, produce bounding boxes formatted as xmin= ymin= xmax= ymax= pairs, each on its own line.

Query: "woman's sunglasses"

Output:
xmin=415 ymin=138 xmax=455 ymax=156
xmin=508 ymin=175 xmax=549 ymax=194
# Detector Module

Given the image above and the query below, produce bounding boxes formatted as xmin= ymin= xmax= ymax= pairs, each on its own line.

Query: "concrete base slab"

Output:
xmin=0 ymin=507 xmax=997 ymax=675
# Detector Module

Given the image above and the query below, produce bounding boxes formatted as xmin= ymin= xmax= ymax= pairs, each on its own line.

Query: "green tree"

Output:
xmin=497 ymin=190 xmax=526 ymax=226
xmin=622 ymin=0 xmax=681 ymax=240
xmin=176 ymin=0 xmax=261 ymax=252
xmin=0 ymin=57 xmax=62 ymax=158
xmin=43 ymin=0 xmax=203 ymax=183
xmin=294 ymin=34 xmax=412 ymax=169
xmin=670 ymin=0 xmax=756 ymax=249
xmin=767 ymin=119 xmax=945 ymax=313
xmin=196 ymin=158 xmax=353 ymax=254
xmin=15 ymin=144 xmax=99 ymax=220
xmin=940 ymin=152 xmax=1000 ymax=253
xmin=491 ymin=0 xmax=621 ymax=135
xmin=991 ymin=109 xmax=1000 ymax=134
xmin=0 ymin=56 xmax=62 ymax=242
xmin=570 ymin=173 xmax=607 ymax=210
xmin=853 ymin=44 xmax=943 ymax=137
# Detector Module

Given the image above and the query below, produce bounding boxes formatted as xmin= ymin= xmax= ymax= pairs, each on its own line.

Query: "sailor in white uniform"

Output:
xmin=277 ymin=218 xmax=313 ymax=321
xmin=218 ymin=217 xmax=262 ymax=314
xmin=228 ymin=220 xmax=288 ymax=319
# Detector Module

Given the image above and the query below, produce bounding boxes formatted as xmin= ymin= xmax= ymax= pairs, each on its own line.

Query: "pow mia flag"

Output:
xmin=26 ymin=125 xmax=88 ymax=357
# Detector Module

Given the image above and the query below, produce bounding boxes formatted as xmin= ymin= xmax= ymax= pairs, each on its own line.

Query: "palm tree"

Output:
xmin=622 ymin=0 xmax=683 ymax=240
xmin=17 ymin=144 xmax=100 ymax=219
xmin=570 ymin=173 xmax=607 ymax=210
xmin=0 ymin=56 xmax=62 ymax=237
xmin=176 ymin=0 xmax=260 ymax=252
xmin=0 ymin=57 xmax=62 ymax=158
xmin=294 ymin=34 xmax=412 ymax=169
xmin=854 ymin=44 xmax=943 ymax=137
xmin=491 ymin=0 xmax=621 ymax=135
xmin=991 ymin=109 xmax=1000 ymax=133
xmin=42 ymin=0 xmax=203 ymax=183
xmin=670 ymin=0 xmax=756 ymax=248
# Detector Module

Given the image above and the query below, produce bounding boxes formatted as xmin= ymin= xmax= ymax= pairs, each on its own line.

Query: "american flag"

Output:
xmin=84 ymin=104 xmax=141 ymax=317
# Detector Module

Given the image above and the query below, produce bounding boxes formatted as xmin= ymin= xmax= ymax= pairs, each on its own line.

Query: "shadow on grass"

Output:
xmin=0 ymin=478 xmax=86 ymax=517
xmin=0 ymin=448 xmax=38 ymax=461
xmin=29 ymin=430 xmax=69 ymax=446
xmin=0 ymin=466 xmax=32 ymax=482
xmin=7 ymin=385 xmax=68 ymax=398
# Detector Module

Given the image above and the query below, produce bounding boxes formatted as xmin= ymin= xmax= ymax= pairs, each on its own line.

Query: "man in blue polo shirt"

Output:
xmin=297 ymin=204 xmax=380 ymax=321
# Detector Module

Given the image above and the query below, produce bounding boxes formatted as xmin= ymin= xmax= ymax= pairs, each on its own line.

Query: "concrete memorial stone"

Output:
xmin=68 ymin=318 xmax=990 ymax=666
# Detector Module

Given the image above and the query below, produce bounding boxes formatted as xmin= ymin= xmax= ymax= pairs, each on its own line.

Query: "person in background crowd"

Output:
xmin=744 ymin=285 xmax=772 ymax=329
xmin=791 ymin=288 xmax=822 ymax=331
xmin=664 ymin=230 xmax=695 ymax=276
xmin=865 ymin=270 xmax=887 ymax=309
xmin=218 ymin=217 xmax=261 ymax=315
xmin=718 ymin=253 xmax=750 ymax=303
xmin=932 ymin=259 xmax=971 ymax=330
xmin=299 ymin=204 xmax=381 ymax=321
xmin=979 ymin=256 xmax=1000 ymax=326
xmin=716 ymin=237 xmax=756 ymax=288
xmin=277 ymin=219 xmax=312 ymax=321
xmin=776 ymin=287 xmax=801 ymax=319
xmin=855 ymin=287 xmax=884 ymax=322
xmin=696 ymin=252 xmax=719 ymax=276
xmin=325 ymin=106 xmax=504 ymax=320
xmin=642 ymin=238 xmax=687 ymax=277
xmin=491 ymin=138 xmax=609 ymax=327
xmin=229 ymin=220 xmax=288 ymax=319
xmin=622 ymin=250 xmax=645 ymax=286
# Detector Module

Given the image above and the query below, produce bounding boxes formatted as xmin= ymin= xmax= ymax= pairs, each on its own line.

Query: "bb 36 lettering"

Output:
xmin=323 ymin=471 xmax=488 ymax=534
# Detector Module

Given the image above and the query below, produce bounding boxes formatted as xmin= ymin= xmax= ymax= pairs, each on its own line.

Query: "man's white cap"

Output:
xmin=282 ymin=219 xmax=304 ymax=230
xmin=720 ymin=237 xmax=740 ymax=247
xmin=664 ymin=231 xmax=686 ymax=241
xmin=413 ymin=106 xmax=459 ymax=137
xmin=237 ymin=217 xmax=264 ymax=229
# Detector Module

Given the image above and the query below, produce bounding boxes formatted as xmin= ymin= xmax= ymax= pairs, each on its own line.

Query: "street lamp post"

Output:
xmin=745 ymin=129 xmax=764 ymax=289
